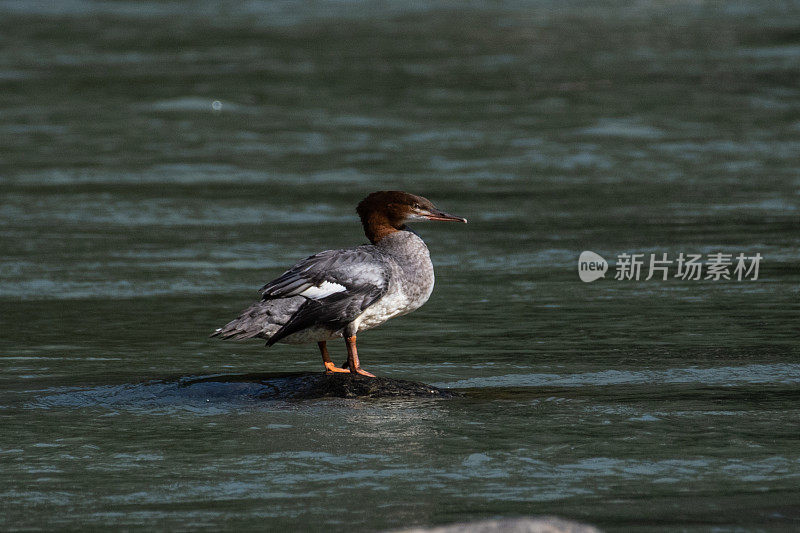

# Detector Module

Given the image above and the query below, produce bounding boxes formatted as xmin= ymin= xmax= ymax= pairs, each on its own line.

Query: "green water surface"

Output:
xmin=1 ymin=1 xmax=799 ymax=531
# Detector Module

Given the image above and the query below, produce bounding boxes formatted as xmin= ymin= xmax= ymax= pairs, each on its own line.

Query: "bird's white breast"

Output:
xmin=355 ymin=284 xmax=412 ymax=332
xmin=354 ymin=231 xmax=435 ymax=332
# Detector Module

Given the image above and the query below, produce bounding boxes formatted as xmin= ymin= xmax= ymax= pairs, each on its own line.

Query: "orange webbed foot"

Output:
xmin=324 ymin=361 xmax=351 ymax=374
xmin=350 ymin=367 xmax=376 ymax=378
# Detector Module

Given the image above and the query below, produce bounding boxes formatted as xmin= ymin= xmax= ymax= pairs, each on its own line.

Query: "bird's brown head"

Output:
xmin=356 ymin=191 xmax=467 ymax=244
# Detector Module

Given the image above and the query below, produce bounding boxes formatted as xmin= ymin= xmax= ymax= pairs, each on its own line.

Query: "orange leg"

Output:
xmin=318 ymin=341 xmax=349 ymax=374
xmin=344 ymin=335 xmax=375 ymax=377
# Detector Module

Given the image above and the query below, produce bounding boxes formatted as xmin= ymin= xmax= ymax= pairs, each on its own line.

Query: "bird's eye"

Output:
xmin=413 ymin=203 xmax=421 ymax=209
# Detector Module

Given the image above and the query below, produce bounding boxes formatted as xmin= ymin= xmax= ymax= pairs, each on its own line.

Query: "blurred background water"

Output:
xmin=1 ymin=0 xmax=799 ymax=531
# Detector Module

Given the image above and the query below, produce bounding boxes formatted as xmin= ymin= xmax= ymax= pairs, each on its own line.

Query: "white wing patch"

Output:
xmin=297 ymin=281 xmax=347 ymax=299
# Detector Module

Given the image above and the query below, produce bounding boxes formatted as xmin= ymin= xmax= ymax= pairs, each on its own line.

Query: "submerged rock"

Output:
xmin=180 ymin=372 xmax=460 ymax=400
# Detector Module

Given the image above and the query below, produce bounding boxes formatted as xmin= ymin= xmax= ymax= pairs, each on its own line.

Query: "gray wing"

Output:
xmin=262 ymin=247 xmax=391 ymax=345
xmin=260 ymin=247 xmax=386 ymax=300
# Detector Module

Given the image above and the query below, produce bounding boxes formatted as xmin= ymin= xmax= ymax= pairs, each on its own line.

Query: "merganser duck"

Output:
xmin=211 ymin=191 xmax=467 ymax=377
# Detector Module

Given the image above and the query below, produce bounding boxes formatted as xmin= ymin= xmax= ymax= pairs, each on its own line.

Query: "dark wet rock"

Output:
xmin=394 ymin=517 xmax=601 ymax=533
xmin=181 ymin=372 xmax=461 ymax=400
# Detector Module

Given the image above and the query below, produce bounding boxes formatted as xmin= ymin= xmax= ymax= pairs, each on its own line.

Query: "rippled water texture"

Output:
xmin=1 ymin=1 xmax=799 ymax=531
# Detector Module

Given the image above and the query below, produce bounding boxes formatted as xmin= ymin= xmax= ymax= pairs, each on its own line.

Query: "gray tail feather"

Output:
xmin=209 ymin=321 xmax=263 ymax=340
xmin=210 ymin=328 xmax=258 ymax=340
xmin=211 ymin=298 xmax=301 ymax=343
xmin=210 ymin=305 xmax=272 ymax=341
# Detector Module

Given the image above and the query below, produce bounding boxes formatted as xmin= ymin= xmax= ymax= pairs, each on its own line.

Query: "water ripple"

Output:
xmin=437 ymin=363 xmax=800 ymax=388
